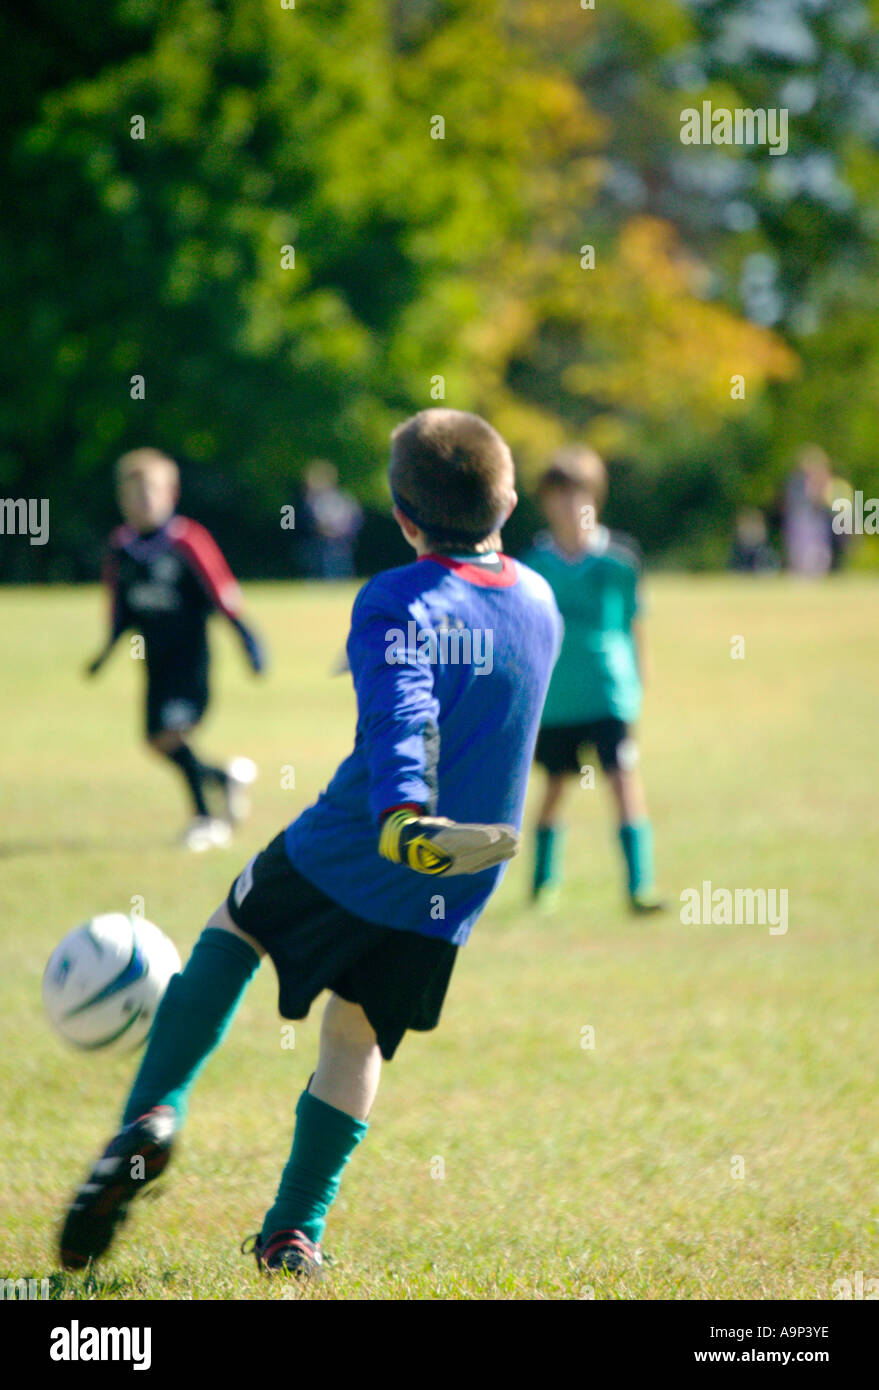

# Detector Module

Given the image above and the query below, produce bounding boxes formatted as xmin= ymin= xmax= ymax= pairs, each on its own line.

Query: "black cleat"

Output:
xmin=58 ymin=1105 xmax=176 ymax=1271
xmin=242 ymin=1228 xmax=324 ymax=1279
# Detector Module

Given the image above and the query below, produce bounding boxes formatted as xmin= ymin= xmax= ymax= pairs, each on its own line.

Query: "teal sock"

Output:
xmin=619 ymin=820 xmax=655 ymax=896
xmin=121 ymin=927 xmax=260 ymax=1128
xmin=533 ymin=824 xmax=566 ymax=894
xmin=262 ymin=1088 xmax=368 ymax=1245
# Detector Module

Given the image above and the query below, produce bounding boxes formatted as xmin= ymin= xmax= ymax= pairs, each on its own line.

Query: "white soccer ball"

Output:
xmin=42 ymin=914 xmax=181 ymax=1052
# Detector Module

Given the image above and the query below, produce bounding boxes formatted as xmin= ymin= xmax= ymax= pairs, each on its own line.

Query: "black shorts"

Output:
xmin=145 ymin=661 xmax=209 ymax=737
xmin=225 ymin=833 xmax=458 ymax=1061
xmin=534 ymin=718 xmax=637 ymax=777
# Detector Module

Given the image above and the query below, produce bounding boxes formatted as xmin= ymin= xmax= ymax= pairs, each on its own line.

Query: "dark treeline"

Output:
xmin=3 ymin=0 xmax=879 ymax=580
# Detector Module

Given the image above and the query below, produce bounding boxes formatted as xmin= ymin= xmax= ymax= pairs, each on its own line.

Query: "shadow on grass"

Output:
xmin=0 ymin=839 xmax=96 ymax=859
xmin=0 ymin=837 xmax=169 ymax=859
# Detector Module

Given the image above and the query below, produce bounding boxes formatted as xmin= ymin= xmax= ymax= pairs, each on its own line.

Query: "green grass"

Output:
xmin=1 ymin=576 xmax=877 ymax=1299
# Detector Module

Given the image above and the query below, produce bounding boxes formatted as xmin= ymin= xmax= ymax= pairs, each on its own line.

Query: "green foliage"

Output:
xmin=1 ymin=0 xmax=877 ymax=577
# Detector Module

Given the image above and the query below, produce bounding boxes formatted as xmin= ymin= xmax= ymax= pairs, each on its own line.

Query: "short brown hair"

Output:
xmin=115 ymin=448 xmax=179 ymax=486
xmin=537 ymin=445 xmax=607 ymax=509
xmin=389 ymin=409 xmax=514 ymax=547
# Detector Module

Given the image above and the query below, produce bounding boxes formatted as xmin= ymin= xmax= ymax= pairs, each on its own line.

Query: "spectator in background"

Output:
xmin=825 ymin=468 xmax=855 ymax=573
xmin=782 ymin=446 xmax=833 ymax=576
xmin=729 ymin=507 xmax=779 ymax=573
xmin=295 ymin=460 xmax=364 ymax=579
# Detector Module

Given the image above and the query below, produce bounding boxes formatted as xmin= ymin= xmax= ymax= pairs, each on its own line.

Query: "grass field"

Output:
xmin=1 ymin=576 xmax=877 ymax=1300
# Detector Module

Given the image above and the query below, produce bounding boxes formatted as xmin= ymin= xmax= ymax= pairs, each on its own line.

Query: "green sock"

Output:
xmin=533 ymin=824 xmax=566 ymax=894
xmin=619 ymin=820 xmax=655 ymax=897
xmin=262 ymin=1088 xmax=368 ymax=1245
xmin=121 ymin=927 xmax=260 ymax=1128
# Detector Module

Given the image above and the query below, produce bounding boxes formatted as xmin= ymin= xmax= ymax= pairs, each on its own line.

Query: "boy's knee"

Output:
xmin=609 ymin=764 xmax=641 ymax=794
xmin=204 ymin=901 xmax=266 ymax=958
xmin=322 ymin=995 xmax=378 ymax=1050
xmin=149 ymin=730 xmax=184 ymax=755
xmin=541 ymin=774 xmax=567 ymax=808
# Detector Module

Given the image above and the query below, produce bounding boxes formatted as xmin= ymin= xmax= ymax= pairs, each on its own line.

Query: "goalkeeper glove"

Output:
xmin=378 ymin=809 xmax=519 ymax=877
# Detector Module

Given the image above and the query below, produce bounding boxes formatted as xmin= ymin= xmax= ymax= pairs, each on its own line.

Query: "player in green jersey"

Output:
xmin=523 ymin=447 xmax=665 ymax=914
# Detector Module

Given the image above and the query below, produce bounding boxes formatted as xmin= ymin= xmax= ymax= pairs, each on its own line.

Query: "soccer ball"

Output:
xmin=42 ymin=914 xmax=181 ymax=1052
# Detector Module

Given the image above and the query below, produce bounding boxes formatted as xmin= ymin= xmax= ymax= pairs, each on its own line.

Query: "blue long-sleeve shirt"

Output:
xmin=284 ymin=552 xmax=561 ymax=944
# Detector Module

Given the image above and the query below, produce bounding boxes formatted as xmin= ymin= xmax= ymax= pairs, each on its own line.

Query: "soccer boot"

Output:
xmin=58 ymin=1105 xmax=176 ymax=1271
xmin=531 ymin=882 xmax=561 ymax=915
xmin=242 ymin=1228 xmax=324 ymax=1279
xmin=180 ymin=816 xmax=233 ymax=851
xmin=223 ymin=756 xmax=258 ymax=825
xmin=630 ymin=887 xmax=667 ymax=914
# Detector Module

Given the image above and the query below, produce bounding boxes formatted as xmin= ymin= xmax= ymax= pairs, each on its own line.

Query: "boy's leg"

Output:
xmin=259 ymin=995 xmax=376 ymax=1251
xmin=311 ymin=995 xmax=382 ymax=1119
xmin=122 ymin=903 xmax=263 ymax=1126
xmin=606 ymin=764 xmax=663 ymax=911
xmin=149 ymin=728 xmax=228 ymax=819
xmin=59 ymin=904 xmax=262 ymax=1269
xmin=533 ymin=771 xmax=569 ymax=899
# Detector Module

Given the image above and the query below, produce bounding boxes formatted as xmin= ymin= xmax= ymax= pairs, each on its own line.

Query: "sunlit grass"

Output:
xmin=1 ymin=577 xmax=877 ymax=1298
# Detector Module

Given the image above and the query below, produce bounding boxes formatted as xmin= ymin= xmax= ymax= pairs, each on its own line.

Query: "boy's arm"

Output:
xmin=85 ymin=548 xmax=128 ymax=676
xmin=348 ymin=581 xmax=519 ymax=877
xmin=170 ymin=517 xmax=267 ymax=673
xmin=625 ymin=544 xmax=648 ymax=684
xmin=632 ymin=618 xmax=650 ymax=685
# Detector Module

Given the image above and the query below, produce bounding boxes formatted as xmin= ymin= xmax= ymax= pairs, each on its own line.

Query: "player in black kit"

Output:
xmin=86 ymin=448 xmax=266 ymax=850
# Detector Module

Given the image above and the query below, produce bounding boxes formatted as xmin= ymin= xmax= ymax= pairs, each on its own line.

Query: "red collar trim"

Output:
xmin=418 ymin=553 xmax=518 ymax=588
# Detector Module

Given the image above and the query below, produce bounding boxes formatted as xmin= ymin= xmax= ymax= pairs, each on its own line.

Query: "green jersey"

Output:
xmin=523 ymin=527 xmax=643 ymax=726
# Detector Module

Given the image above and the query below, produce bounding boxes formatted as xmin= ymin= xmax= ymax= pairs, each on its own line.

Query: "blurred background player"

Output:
xmin=85 ymin=448 xmax=266 ymax=851
xmin=524 ymin=446 xmax=664 ymax=914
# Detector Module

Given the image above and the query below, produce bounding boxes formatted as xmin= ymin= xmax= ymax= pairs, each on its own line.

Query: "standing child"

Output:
xmin=86 ymin=448 xmax=265 ymax=851
xmin=59 ymin=409 xmax=561 ymax=1277
xmin=523 ymin=447 xmax=664 ymax=914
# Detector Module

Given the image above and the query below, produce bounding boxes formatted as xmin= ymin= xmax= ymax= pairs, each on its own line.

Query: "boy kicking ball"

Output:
xmin=523 ymin=446 xmax=665 ymax=914
xmin=86 ymin=448 xmax=265 ymax=851
xmin=59 ymin=410 xmax=561 ymax=1279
